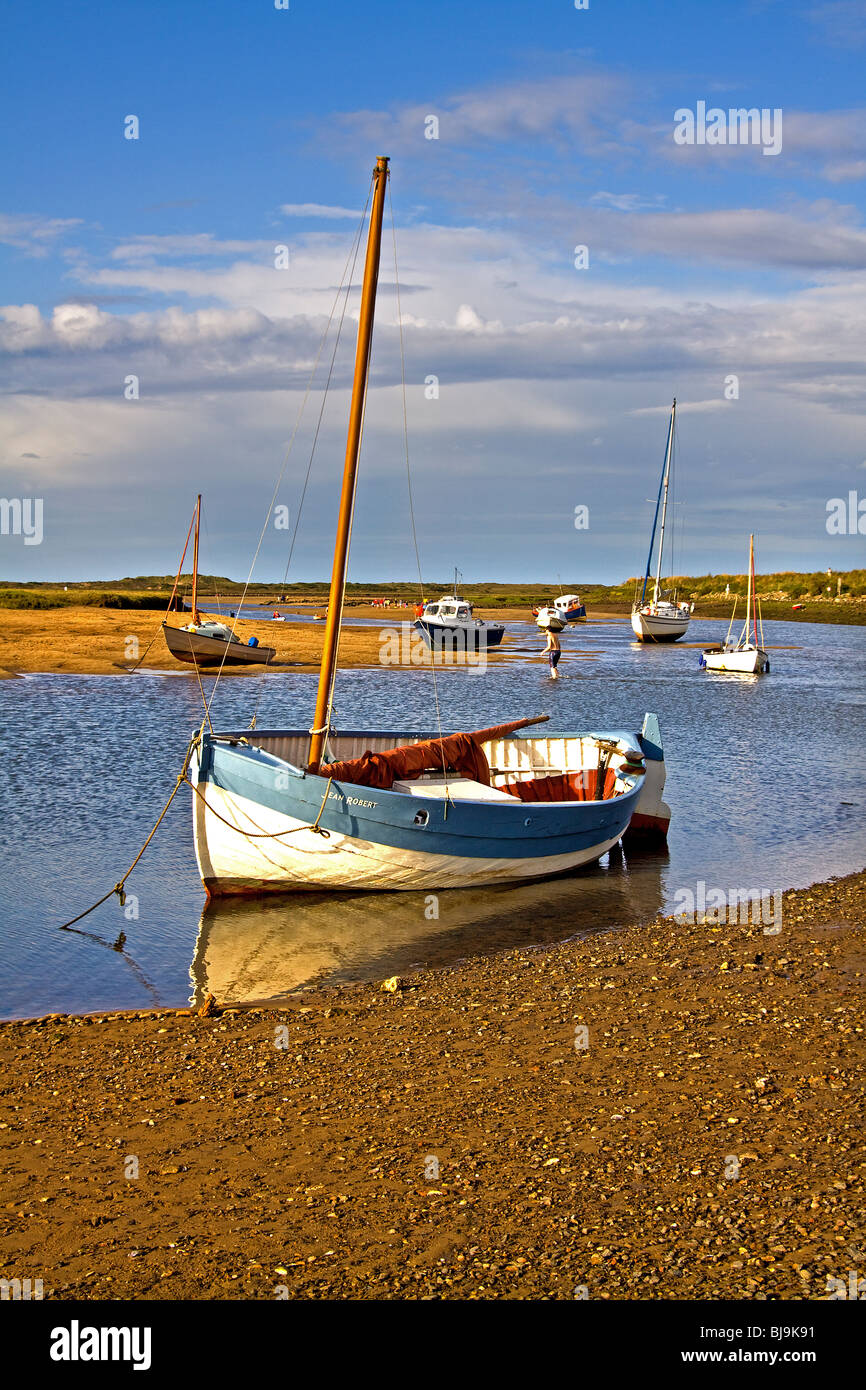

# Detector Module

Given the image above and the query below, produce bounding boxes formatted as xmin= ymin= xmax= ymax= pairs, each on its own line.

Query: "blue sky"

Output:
xmin=1 ymin=0 xmax=865 ymax=583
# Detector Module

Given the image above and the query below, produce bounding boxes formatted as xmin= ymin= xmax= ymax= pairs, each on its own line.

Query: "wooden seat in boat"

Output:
xmin=391 ymin=777 xmax=515 ymax=801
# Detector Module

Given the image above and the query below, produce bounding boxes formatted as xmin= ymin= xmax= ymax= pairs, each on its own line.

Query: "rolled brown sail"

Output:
xmin=467 ymin=714 xmax=549 ymax=744
xmin=319 ymin=715 xmax=550 ymax=790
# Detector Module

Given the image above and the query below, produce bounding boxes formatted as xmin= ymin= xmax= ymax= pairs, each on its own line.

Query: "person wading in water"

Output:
xmin=545 ymin=628 xmax=561 ymax=679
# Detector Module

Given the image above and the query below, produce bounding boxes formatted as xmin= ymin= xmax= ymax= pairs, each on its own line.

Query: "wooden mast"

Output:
xmin=191 ymin=493 xmax=201 ymax=624
xmin=308 ymin=155 xmax=390 ymax=773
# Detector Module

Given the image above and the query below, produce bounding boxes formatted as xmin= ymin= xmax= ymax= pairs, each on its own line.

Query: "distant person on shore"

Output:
xmin=545 ymin=628 xmax=561 ymax=679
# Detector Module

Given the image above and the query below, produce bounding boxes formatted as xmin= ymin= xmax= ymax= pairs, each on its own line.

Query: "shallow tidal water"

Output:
xmin=1 ymin=616 xmax=864 ymax=1018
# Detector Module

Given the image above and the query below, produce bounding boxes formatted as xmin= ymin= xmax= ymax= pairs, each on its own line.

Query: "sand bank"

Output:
xmin=1 ymin=870 xmax=863 ymax=1300
xmin=0 ymin=605 xmax=601 ymax=678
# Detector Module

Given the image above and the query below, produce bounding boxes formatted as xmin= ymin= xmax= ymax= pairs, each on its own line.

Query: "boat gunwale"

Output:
xmin=196 ymin=729 xmax=646 ymax=819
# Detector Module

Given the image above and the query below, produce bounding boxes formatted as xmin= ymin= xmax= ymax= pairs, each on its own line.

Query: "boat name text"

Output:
xmin=329 ymin=791 xmax=378 ymax=808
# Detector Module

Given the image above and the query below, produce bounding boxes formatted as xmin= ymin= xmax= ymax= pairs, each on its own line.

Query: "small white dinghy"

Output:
xmin=534 ymin=606 xmax=566 ymax=632
xmin=701 ymin=535 xmax=769 ymax=675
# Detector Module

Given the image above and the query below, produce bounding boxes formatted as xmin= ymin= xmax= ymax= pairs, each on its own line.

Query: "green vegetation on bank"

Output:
xmin=2 ymin=570 xmax=864 ymax=624
xmin=0 ymin=588 xmax=173 ymax=610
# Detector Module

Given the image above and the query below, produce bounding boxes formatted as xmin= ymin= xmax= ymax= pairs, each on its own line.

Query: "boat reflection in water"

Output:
xmin=189 ymin=843 xmax=668 ymax=1009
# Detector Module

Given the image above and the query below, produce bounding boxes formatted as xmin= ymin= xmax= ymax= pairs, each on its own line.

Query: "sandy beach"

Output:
xmin=1 ymin=869 xmax=862 ymax=1301
xmin=0 ymin=604 xmax=618 ymax=678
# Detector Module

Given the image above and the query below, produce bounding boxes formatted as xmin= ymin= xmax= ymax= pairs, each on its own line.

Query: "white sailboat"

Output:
xmin=701 ymin=535 xmax=770 ymax=675
xmin=631 ymin=398 xmax=692 ymax=642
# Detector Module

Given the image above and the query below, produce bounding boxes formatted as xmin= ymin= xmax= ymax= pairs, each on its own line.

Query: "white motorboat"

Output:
xmin=554 ymin=593 xmax=586 ymax=622
xmin=415 ymin=572 xmax=505 ymax=650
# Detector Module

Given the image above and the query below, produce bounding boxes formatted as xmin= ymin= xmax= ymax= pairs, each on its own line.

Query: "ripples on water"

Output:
xmin=1 ymin=617 xmax=864 ymax=1016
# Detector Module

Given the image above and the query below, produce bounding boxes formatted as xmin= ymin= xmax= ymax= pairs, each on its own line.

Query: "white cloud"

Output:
xmin=824 ymin=160 xmax=866 ymax=182
xmin=111 ymin=234 xmax=266 ymax=262
xmin=280 ymin=203 xmax=361 ymax=219
xmin=322 ymin=72 xmax=630 ymax=156
xmin=590 ymin=192 xmax=667 ymax=212
xmin=0 ymin=213 xmax=84 ymax=256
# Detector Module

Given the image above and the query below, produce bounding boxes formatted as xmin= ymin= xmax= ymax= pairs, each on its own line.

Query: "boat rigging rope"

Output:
xmin=319 ymin=317 xmax=369 ymax=755
xmin=204 ymin=182 xmax=375 ymax=726
xmin=313 ymin=179 xmax=380 ymax=757
xmin=246 ymin=182 xmax=373 ymax=733
xmin=183 ymin=773 xmax=334 ymax=840
xmin=125 ymin=505 xmax=197 ymax=674
xmin=388 ymin=181 xmax=450 ymax=802
xmin=192 ymin=658 xmax=215 ymax=734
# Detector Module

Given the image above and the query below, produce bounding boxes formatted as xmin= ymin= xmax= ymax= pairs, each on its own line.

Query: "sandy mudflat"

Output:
xmin=0 ymin=604 xmax=588 ymax=678
xmin=0 ymin=607 xmax=377 ymax=677
xmin=1 ymin=871 xmax=863 ymax=1300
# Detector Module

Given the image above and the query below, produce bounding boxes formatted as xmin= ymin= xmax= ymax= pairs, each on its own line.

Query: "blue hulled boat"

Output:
xmin=190 ymin=157 xmax=671 ymax=896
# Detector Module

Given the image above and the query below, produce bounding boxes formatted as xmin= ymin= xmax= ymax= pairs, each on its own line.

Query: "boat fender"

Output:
xmin=619 ymin=749 xmax=646 ymax=775
xmin=248 ymin=635 xmax=259 ymax=647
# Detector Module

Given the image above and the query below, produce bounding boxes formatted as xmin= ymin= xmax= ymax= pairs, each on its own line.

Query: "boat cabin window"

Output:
xmin=426 ymin=604 xmax=439 ymax=616
xmin=441 ymin=605 xmax=457 ymax=617
xmin=456 ymin=606 xmax=470 ymax=620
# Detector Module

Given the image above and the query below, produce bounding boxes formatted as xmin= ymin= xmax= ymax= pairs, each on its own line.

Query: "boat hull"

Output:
xmin=414 ymin=619 xmax=505 ymax=649
xmin=702 ymin=647 xmax=769 ymax=674
xmin=553 ymin=597 xmax=587 ymax=622
xmin=191 ymin=723 xmax=666 ymax=894
xmin=163 ymin=622 xmax=276 ymax=667
xmin=534 ymin=608 xmax=566 ymax=632
xmin=630 ymin=608 xmax=690 ymax=642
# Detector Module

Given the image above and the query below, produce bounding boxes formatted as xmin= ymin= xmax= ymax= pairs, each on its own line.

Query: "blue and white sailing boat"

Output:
xmin=631 ymin=398 xmax=693 ymax=642
xmin=190 ymin=157 xmax=671 ymax=894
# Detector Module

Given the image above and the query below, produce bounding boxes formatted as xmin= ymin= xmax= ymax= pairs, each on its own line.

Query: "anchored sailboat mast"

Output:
xmin=652 ymin=398 xmax=676 ymax=604
xmin=308 ymin=156 xmax=390 ymax=773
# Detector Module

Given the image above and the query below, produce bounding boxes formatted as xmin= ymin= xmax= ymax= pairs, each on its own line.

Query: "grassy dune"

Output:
xmin=2 ymin=570 xmax=864 ymax=625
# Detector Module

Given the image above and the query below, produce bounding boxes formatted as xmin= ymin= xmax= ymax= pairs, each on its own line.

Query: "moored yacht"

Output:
xmin=631 ymin=399 xmax=693 ymax=643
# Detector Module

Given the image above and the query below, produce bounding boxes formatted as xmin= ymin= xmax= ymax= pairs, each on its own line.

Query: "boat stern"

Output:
xmin=624 ymin=712 xmax=671 ymax=841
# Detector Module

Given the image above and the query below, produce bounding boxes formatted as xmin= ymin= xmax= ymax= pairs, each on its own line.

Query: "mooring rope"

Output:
xmin=56 ymin=747 xmax=335 ymax=932
xmin=183 ymin=773 xmax=333 ymax=840
xmin=57 ymin=728 xmax=204 ymax=931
